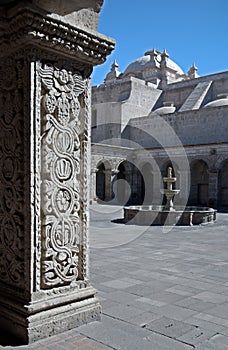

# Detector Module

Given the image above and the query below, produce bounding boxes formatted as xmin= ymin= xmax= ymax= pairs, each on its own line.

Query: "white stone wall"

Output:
xmin=129 ymin=106 xmax=228 ymax=148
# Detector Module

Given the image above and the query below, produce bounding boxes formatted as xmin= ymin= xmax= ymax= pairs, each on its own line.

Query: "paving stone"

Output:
xmin=136 ymin=296 xmax=167 ymax=307
xmin=100 ymin=299 xmax=122 ymax=312
xmin=145 ymin=316 xmax=196 ymax=338
xmin=175 ymin=298 xmax=217 ymax=312
xmin=220 ymin=328 xmax=228 ymax=337
xmin=126 ymin=311 xmax=161 ymax=326
xmin=100 ymin=277 xmax=142 ymax=289
xmin=104 ymin=290 xmax=139 ymax=305
xmin=103 ymin=303 xmax=145 ymax=321
xmin=156 ymin=304 xmax=198 ymax=321
xmin=125 ymin=297 xmax=163 ymax=313
xmin=205 ymin=303 xmax=228 ymax=319
xmin=196 ymin=340 xmax=228 ymax=350
xmin=149 ymin=290 xmax=186 ymax=304
xmin=192 ymin=291 xmax=228 ymax=303
xmin=193 ymin=313 xmax=228 ymax=327
xmin=78 ymin=314 xmax=193 ymax=350
xmin=195 ymin=334 xmax=228 ymax=349
xmin=209 ymin=333 xmax=228 ymax=346
xmin=1 ymin=208 xmax=228 ymax=350
xmin=124 ymin=283 xmax=158 ymax=296
xmin=166 ymin=285 xmax=202 ymax=297
xmin=177 ymin=327 xmax=217 ymax=346
xmin=184 ymin=316 xmax=224 ymax=332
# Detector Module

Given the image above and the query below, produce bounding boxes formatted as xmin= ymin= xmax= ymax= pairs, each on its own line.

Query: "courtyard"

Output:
xmin=1 ymin=203 xmax=228 ymax=349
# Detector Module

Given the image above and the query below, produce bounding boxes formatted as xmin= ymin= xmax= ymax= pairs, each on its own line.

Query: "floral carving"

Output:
xmin=40 ymin=63 xmax=86 ymax=288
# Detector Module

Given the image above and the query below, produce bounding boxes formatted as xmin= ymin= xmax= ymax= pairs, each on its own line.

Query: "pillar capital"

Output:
xmin=111 ymin=169 xmax=119 ymax=176
xmin=0 ymin=1 xmax=115 ymax=72
xmin=91 ymin=167 xmax=99 ymax=174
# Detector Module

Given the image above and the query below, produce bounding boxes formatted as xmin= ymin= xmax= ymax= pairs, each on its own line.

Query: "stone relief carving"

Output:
xmin=0 ymin=58 xmax=25 ymax=289
xmin=39 ymin=63 xmax=87 ymax=288
xmin=0 ymin=8 xmax=115 ymax=66
xmin=0 ymin=0 xmax=113 ymax=342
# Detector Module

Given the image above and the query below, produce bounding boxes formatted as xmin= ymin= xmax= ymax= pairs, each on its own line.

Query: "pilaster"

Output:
xmin=0 ymin=0 xmax=114 ymax=344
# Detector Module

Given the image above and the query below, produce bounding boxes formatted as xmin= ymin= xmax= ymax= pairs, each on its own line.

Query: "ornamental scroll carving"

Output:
xmin=39 ymin=63 xmax=86 ymax=288
xmin=0 ymin=58 xmax=25 ymax=288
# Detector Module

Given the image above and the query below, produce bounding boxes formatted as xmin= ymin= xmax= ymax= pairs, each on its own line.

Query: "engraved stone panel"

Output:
xmin=39 ymin=62 xmax=86 ymax=288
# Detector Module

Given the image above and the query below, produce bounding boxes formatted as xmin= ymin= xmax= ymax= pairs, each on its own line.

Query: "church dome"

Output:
xmin=124 ymin=55 xmax=151 ymax=76
xmin=123 ymin=49 xmax=184 ymax=79
xmin=149 ymin=102 xmax=176 ymax=116
xmin=203 ymin=94 xmax=228 ymax=108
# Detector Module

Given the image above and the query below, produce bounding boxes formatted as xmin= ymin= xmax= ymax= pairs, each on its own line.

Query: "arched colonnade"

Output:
xmin=91 ymin=157 xmax=228 ymax=210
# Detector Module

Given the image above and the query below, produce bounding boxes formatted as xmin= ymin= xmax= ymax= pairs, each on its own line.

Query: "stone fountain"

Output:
xmin=124 ymin=167 xmax=216 ymax=226
xmin=160 ymin=167 xmax=180 ymax=211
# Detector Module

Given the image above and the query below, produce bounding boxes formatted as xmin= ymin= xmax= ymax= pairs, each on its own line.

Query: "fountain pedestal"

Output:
xmin=160 ymin=167 xmax=180 ymax=211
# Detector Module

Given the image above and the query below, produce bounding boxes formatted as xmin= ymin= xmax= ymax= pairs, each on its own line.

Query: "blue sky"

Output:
xmin=92 ymin=0 xmax=228 ymax=86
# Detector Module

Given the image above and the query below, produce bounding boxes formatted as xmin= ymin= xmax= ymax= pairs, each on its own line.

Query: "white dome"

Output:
xmin=203 ymin=94 xmax=228 ymax=108
xmin=149 ymin=102 xmax=176 ymax=116
xmin=124 ymin=55 xmax=151 ymax=75
xmin=151 ymin=106 xmax=176 ymax=115
xmin=123 ymin=50 xmax=184 ymax=77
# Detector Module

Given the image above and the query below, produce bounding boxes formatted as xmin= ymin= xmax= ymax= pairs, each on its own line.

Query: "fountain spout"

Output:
xmin=160 ymin=167 xmax=180 ymax=211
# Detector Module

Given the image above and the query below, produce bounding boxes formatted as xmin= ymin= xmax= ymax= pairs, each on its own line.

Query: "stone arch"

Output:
xmin=115 ymin=158 xmax=131 ymax=171
xmin=138 ymin=162 xmax=154 ymax=205
xmin=218 ymin=159 xmax=228 ymax=211
xmin=189 ymin=159 xmax=209 ymax=206
xmin=112 ymin=160 xmax=142 ymax=205
xmin=115 ymin=160 xmax=132 ymax=205
xmin=96 ymin=159 xmax=112 ymax=201
xmin=161 ymin=160 xmax=178 ymax=179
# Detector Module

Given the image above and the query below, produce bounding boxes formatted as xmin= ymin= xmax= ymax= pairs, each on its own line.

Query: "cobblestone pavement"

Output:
xmin=1 ymin=203 xmax=228 ymax=349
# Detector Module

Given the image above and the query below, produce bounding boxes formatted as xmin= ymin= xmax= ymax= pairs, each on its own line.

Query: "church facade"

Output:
xmin=91 ymin=49 xmax=228 ymax=211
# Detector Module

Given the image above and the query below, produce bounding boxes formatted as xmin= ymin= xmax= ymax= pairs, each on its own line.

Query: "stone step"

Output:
xmin=179 ymin=81 xmax=212 ymax=112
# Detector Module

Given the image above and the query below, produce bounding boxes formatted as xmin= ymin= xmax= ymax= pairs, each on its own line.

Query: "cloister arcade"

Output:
xmin=91 ymin=156 xmax=228 ymax=211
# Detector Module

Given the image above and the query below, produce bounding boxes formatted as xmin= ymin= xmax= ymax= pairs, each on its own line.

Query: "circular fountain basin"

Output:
xmin=124 ymin=205 xmax=217 ymax=226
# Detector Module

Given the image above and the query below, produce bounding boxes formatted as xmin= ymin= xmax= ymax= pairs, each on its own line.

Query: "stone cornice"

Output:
xmin=0 ymin=6 xmax=115 ymax=65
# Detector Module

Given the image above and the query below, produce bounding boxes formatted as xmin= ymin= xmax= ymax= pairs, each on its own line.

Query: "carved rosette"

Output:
xmin=39 ymin=63 xmax=86 ymax=288
xmin=0 ymin=58 xmax=25 ymax=289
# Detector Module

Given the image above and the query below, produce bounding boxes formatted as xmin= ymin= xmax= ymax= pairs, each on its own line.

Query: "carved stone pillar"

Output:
xmin=0 ymin=0 xmax=114 ymax=344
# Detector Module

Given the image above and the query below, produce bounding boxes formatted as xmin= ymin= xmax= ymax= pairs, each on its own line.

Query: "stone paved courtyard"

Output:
xmin=1 ymin=203 xmax=228 ymax=349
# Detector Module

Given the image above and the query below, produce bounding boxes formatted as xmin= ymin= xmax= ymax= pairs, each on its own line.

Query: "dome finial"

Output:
xmin=104 ymin=59 xmax=121 ymax=83
xmin=162 ymin=48 xmax=169 ymax=59
xmin=188 ymin=63 xmax=199 ymax=79
xmin=112 ymin=59 xmax=119 ymax=70
xmin=145 ymin=48 xmax=158 ymax=58
xmin=160 ymin=49 xmax=169 ymax=70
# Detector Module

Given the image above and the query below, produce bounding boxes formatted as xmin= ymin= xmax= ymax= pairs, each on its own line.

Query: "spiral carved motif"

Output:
xmin=40 ymin=63 xmax=85 ymax=288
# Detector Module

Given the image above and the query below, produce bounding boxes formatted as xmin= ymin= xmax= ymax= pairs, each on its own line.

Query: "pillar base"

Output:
xmin=0 ymin=287 xmax=101 ymax=344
